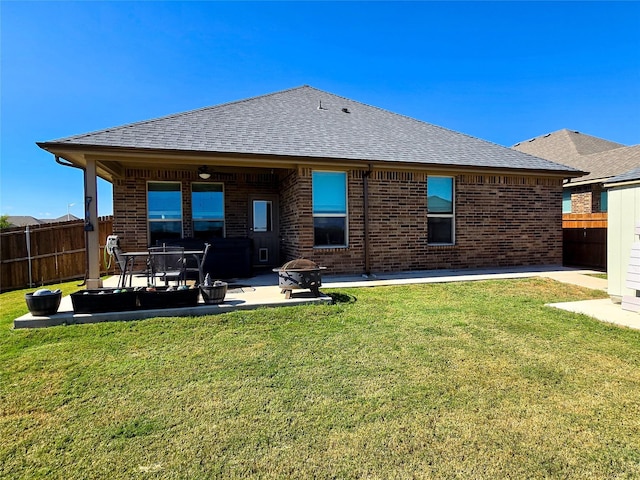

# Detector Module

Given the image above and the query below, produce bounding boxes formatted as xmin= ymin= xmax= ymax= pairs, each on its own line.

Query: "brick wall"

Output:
xmin=286 ymin=170 xmax=563 ymax=274
xmin=453 ymin=174 xmax=563 ymax=269
xmin=112 ymin=168 xmax=279 ymax=252
xmin=112 ymin=166 xmax=563 ymax=275
xmin=279 ymin=168 xmax=304 ymax=261
xmin=570 ymin=184 xmax=604 ymax=214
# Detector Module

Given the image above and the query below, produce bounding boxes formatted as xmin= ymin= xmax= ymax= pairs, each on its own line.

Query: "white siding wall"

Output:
xmin=608 ymin=183 xmax=640 ymax=298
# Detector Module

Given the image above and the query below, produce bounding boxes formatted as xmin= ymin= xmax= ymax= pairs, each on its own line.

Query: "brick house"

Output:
xmin=38 ymin=86 xmax=581 ymax=288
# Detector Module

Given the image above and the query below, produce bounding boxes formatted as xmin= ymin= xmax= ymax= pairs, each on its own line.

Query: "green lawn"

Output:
xmin=588 ymin=273 xmax=608 ymax=280
xmin=1 ymin=278 xmax=639 ymax=479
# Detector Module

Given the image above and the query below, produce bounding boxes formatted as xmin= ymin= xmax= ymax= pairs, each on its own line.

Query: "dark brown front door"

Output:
xmin=248 ymin=195 xmax=279 ymax=269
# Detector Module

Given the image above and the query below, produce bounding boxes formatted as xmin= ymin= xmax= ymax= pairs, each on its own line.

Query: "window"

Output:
xmin=192 ymin=183 xmax=225 ymax=240
xmin=253 ymin=200 xmax=272 ymax=232
xmin=313 ymin=171 xmax=347 ymax=247
xmin=562 ymin=190 xmax=572 ymax=213
xmin=427 ymin=176 xmax=454 ymax=244
xmin=600 ymin=190 xmax=608 ymax=213
xmin=148 ymin=182 xmax=182 ymax=245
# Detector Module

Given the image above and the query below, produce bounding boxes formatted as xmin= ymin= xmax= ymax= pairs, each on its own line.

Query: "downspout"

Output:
xmin=363 ymin=165 xmax=372 ymax=276
xmin=55 ymin=156 xmax=90 ymax=286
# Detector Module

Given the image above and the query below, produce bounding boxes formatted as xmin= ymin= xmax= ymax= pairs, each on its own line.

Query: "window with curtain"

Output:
xmin=148 ymin=182 xmax=182 ymax=245
xmin=192 ymin=183 xmax=225 ymax=240
xmin=427 ymin=176 xmax=454 ymax=244
xmin=312 ymin=171 xmax=347 ymax=247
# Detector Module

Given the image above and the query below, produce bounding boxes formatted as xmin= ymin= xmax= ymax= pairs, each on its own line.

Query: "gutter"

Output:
xmin=39 ymin=142 xmax=585 ymax=179
xmin=604 ymin=179 xmax=640 ymax=189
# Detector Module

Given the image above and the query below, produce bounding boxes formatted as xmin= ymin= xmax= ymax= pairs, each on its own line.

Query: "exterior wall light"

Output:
xmin=198 ymin=166 xmax=211 ymax=180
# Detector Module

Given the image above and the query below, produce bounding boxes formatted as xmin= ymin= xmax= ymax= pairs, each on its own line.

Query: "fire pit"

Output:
xmin=273 ymin=259 xmax=327 ymax=298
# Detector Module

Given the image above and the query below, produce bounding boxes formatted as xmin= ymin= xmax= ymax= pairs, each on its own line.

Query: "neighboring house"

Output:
xmin=513 ymin=129 xmax=640 ymax=214
xmin=5 ymin=214 xmax=80 ymax=228
xmin=5 ymin=216 xmax=44 ymax=228
xmin=37 ymin=86 xmax=581 ymax=288
xmin=604 ymin=167 xmax=640 ymax=310
xmin=513 ymin=129 xmax=640 ymax=270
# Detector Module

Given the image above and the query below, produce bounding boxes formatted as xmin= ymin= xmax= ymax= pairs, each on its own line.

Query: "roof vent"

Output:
xmin=318 ymin=100 xmax=327 ymax=110
xmin=342 ymin=108 xmax=350 ymax=114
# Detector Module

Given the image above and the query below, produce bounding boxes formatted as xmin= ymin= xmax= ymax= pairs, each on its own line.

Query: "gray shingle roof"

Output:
xmin=5 ymin=216 xmax=43 ymax=227
xmin=42 ymin=86 xmax=579 ymax=174
xmin=606 ymin=165 xmax=640 ymax=185
xmin=512 ymin=129 xmax=640 ymax=183
xmin=513 ymin=129 xmax=623 ymax=160
xmin=572 ymin=145 xmax=640 ymax=183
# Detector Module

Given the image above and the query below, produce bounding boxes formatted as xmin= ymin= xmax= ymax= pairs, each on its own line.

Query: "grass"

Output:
xmin=587 ymin=273 xmax=608 ymax=280
xmin=1 ymin=278 xmax=639 ymax=479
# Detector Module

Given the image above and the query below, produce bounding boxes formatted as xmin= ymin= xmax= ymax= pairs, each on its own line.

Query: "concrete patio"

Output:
xmin=13 ymin=265 xmax=639 ymax=331
xmin=14 ymin=273 xmax=331 ymax=329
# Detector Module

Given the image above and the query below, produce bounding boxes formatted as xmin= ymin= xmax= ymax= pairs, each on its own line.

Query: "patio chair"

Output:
xmin=184 ymin=242 xmax=211 ymax=285
xmin=112 ymin=246 xmax=153 ymax=288
xmin=148 ymin=245 xmax=186 ymax=287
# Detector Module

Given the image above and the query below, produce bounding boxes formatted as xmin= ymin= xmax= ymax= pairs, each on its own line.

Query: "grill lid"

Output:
xmin=280 ymin=258 xmax=319 ymax=270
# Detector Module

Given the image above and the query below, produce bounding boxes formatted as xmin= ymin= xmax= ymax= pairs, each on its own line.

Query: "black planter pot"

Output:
xmin=137 ymin=287 xmax=199 ymax=309
xmin=25 ymin=291 xmax=62 ymax=316
xmin=70 ymin=289 xmax=138 ymax=314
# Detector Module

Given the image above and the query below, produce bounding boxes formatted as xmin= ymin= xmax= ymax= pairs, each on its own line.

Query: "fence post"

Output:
xmin=25 ymin=225 xmax=33 ymax=287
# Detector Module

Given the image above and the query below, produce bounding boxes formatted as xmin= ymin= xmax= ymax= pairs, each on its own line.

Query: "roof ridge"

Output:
xmin=512 ymin=128 xmax=625 ymax=153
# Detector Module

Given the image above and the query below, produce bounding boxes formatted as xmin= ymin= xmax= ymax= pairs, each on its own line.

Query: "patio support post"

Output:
xmin=84 ymin=157 xmax=102 ymax=289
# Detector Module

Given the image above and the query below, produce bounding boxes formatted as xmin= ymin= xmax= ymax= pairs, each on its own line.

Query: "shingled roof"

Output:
xmin=40 ymin=86 xmax=579 ymax=175
xmin=605 ymin=165 xmax=640 ymax=186
xmin=512 ymin=129 xmax=640 ymax=184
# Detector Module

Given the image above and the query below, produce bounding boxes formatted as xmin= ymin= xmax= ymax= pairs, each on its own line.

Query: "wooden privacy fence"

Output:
xmin=0 ymin=217 xmax=115 ymax=292
xmin=562 ymin=213 xmax=607 ymax=270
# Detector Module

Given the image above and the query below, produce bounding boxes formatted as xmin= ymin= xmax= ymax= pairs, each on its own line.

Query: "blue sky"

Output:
xmin=2 ymin=1 xmax=639 ymax=219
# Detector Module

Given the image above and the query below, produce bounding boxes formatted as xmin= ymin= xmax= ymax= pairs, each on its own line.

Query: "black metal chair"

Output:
xmin=112 ymin=247 xmax=152 ymax=288
xmin=148 ymin=245 xmax=186 ymax=287
xmin=184 ymin=242 xmax=211 ymax=285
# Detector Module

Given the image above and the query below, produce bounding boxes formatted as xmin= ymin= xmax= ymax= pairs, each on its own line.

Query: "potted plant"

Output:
xmin=25 ymin=288 xmax=62 ymax=316
xmin=199 ymin=274 xmax=228 ymax=304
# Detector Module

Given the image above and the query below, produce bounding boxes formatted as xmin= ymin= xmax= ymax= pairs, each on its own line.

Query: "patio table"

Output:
xmin=118 ymin=249 xmax=205 ymax=287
